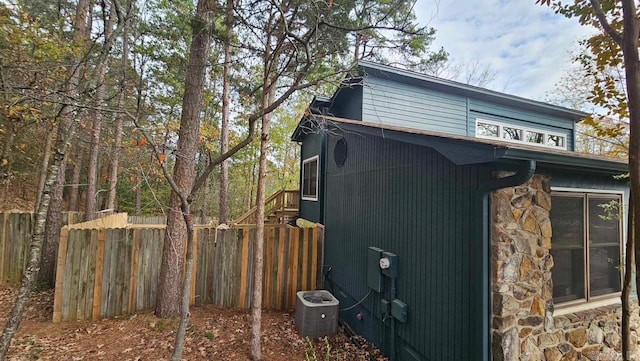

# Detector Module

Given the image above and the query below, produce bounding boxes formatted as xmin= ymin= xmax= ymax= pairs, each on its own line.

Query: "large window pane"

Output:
xmin=550 ymin=195 xmax=585 ymax=303
xmin=551 ymin=249 xmax=585 ymax=302
xmin=588 ymin=197 xmax=620 ymax=245
xmin=551 ymin=196 xmax=584 ymax=248
xmin=588 ymin=196 xmax=621 ymax=296
xmin=589 ymin=246 xmax=621 ymax=296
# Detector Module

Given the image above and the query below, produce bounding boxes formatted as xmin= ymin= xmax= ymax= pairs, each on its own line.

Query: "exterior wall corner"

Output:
xmin=490 ymin=174 xmax=638 ymax=361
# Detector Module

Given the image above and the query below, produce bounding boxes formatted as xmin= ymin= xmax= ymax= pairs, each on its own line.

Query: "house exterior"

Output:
xmin=292 ymin=61 xmax=633 ymax=361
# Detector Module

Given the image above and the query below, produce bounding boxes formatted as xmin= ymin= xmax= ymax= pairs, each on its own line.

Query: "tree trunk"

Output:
xmin=108 ymin=0 xmax=132 ymax=211
xmin=219 ymin=0 xmax=233 ymax=225
xmin=135 ymin=174 xmax=142 ymax=215
xmin=0 ymin=0 xmax=88 ymax=354
xmin=170 ymin=203 xmax=195 ymax=361
xmin=85 ymin=2 xmax=116 ymax=220
xmin=620 ymin=2 xmax=640 ymax=359
xmin=156 ymin=0 xmax=215 ymax=318
xmin=623 ymin=196 xmax=634 ymax=360
xmin=68 ymin=146 xmax=84 ymax=212
xmin=84 ymin=113 xmax=100 ymax=219
xmin=35 ymin=125 xmax=56 ymax=213
xmin=0 ymin=118 xmax=77 ymax=358
xmin=251 ymin=42 xmax=277 ymax=360
xmin=37 ymin=160 xmax=65 ymax=288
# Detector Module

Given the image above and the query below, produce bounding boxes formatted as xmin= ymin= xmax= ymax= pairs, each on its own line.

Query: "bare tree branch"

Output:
xmin=589 ymin=0 xmax=623 ymax=45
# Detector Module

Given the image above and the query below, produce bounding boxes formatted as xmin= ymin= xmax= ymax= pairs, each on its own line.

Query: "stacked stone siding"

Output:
xmin=491 ymin=174 xmax=638 ymax=361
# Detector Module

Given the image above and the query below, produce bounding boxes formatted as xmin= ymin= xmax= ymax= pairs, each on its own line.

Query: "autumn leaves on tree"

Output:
xmin=0 ymin=0 xmax=445 ymax=360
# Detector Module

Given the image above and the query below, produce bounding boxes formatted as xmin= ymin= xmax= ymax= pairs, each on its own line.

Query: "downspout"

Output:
xmin=390 ymin=277 xmax=397 ymax=360
xmin=478 ymin=159 xmax=536 ymax=361
xmin=320 ymin=131 xmax=327 ymax=225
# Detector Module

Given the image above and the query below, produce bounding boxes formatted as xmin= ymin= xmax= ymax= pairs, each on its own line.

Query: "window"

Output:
xmin=550 ymin=191 xmax=622 ymax=305
xmin=502 ymin=126 xmax=522 ymax=141
xmin=475 ymin=119 xmax=567 ymax=150
xmin=526 ymin=130 xmax=544 ymax=144
xmin=547 ymin=134 xmax=565 ymax=148
xmin=302 ymin=156 xmax=319 ymax=201
xmin=477 ymin=122 xmax=499 ymax=137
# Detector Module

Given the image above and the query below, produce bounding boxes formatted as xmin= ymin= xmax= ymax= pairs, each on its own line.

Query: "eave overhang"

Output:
xmin=297 ymin=115 xmax=627 ymax=175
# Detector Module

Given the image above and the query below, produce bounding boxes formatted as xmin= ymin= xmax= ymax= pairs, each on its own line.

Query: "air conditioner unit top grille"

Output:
xmin=303 ymin=294 xmax=333 ymax=304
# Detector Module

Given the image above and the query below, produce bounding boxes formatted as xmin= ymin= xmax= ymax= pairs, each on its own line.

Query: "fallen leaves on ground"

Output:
xmin=0 ymin=284 xmax=388 ymax=360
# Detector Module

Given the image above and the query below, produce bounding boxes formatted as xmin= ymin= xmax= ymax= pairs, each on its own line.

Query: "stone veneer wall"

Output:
xmin=491 ymin=174 xmax=639 ymax=361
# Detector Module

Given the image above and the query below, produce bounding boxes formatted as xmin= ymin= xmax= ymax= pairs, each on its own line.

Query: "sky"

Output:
xmin=414 ymin=0 xmax=595 ymax=100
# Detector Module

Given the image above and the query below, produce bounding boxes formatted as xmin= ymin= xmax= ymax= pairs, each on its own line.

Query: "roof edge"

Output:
xmin=300 ymin=114 xmax=627 ymax=173
xmin=357 ymin=61 xmax=589 ymax=122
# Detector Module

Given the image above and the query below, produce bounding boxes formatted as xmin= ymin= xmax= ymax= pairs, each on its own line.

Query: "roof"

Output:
xmin=293 ymin=114 xmax=627 ymax=174
xmin=358 ymin=61 xmax=589 ymax=122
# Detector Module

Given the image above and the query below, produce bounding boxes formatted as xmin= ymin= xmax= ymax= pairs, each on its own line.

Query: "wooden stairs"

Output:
xmin=232 ymin=189 xmax=299 ymax=225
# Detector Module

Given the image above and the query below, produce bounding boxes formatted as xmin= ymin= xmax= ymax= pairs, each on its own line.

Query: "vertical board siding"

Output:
xmin=299 ymin=133 xmax=324 ymax=223
xmin=323 ymin=132 xmax=485 ymax=361
xmin=52 ymin=225 xmax=324 ymax=322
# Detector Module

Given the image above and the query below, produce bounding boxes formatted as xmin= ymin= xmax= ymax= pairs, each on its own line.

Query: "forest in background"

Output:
xmin=0 ymin=0 xmax=450 ymax=221
xmin=2 ymin=0 xmax=638 ymax=359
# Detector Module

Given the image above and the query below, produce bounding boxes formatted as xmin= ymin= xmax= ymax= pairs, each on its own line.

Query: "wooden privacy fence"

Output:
xmin=0 ymin=211 xmax=82 ymax=284
xmin=53 ymin=224 xmax=324 ymax=322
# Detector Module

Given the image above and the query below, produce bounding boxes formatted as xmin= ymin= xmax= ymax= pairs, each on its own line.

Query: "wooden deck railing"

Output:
xmin=233 ymin=189 xmax=299 ymax=225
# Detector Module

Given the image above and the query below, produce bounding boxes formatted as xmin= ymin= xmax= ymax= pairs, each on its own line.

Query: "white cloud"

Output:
xmin=415 ymin=0 xmax=595 ymax=100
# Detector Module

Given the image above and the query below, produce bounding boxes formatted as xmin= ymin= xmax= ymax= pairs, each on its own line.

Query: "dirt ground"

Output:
xmin=0 ymin=285 xmax=387 ymax=361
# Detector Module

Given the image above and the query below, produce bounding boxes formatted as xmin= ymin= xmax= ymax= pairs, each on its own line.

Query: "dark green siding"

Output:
xmin=299 ymin=132 xmax=324 ymax=223
xmin=331 ymin=86 xmax=362 ymax=120
xmin=322 ymin=132 xmax=488 ymax=361
xmin=542 ymin=168 xmax=628 ymax=194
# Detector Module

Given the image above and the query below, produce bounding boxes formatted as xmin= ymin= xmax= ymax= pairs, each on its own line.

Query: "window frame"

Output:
xmin=475 ymin=118 xmax=568 ymax=150
xmin=301 ymin=155 xmax=319 ymax=201
xmin=550 ymin=188 xmax=624 ymax=309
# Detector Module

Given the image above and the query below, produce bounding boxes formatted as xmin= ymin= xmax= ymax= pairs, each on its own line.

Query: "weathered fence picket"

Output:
xmin=0 ymin=211 xmax=82 ymax=284
xmin=52 ymin=224 xmax=324 ymax=322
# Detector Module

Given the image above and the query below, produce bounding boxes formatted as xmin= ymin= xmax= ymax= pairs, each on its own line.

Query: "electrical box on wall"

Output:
xmin=381 ymin=251 xmax=398 ymax=278
xmin=392 ymin=299 xmax=408 ymax=323
xmin=367 ymin=247 xmax=385 ymax=292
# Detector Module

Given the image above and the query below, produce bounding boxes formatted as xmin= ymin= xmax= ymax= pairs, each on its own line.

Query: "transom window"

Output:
xmin=550 ymin=191 xmax=622 ymax=305
xmin=475 ymin=119 xmax=567 ymax=149
xmin=302 ymin=156 xmax=319 ymax=201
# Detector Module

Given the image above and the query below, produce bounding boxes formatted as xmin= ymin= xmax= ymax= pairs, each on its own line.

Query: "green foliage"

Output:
xmin=16 ymin=337 xmax=43 ymax=360
xmin=0 ymin=2 xmax=75 ymax=184
xmin=541 ymin=1 xmax=629 ymax=158
xmin=0 ymin=0 xmax=447 ymax=222
xmin=304 ymin=337 xmax=337 ymax=361
xmin=597 ymin=199 xmax=621 ymax=221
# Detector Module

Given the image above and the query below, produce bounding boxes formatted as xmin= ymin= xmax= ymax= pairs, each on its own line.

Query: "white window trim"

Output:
xmin=475 ymin=118 xmax=568 ymax=150
xmin=549 ymin=188 xmax=625 ymax=314
xmin=301 ymin=155 xmax=319 ymax=202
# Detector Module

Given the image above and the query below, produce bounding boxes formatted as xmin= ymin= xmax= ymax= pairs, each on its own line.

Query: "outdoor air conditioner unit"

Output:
xmin=295 ymin=290 xmax=339 ymax=338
